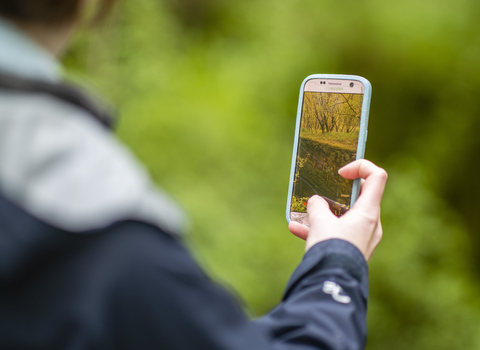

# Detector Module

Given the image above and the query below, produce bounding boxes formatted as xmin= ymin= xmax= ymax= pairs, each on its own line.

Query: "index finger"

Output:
xmin=338 ymin=160 xmax=388 ymax=212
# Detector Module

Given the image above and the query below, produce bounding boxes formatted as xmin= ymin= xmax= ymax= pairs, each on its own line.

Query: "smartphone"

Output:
xmin=286 ymin=74 xmax=371 ymax=225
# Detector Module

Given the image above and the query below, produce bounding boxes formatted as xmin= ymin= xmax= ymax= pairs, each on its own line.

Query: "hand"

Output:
xmin=289 ymin=160 xmax=388 ymax=262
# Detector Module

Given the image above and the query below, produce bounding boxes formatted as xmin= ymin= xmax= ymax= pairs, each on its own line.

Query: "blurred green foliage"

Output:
xmin=63 ymin=0 xmax=480 ymax=348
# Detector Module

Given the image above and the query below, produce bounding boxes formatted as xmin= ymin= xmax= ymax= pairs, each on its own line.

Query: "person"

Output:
xmin=0 ymin=1 xmax=388 ymax=349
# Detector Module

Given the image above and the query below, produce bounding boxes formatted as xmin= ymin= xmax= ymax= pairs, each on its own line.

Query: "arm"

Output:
xmin=106 ymin=160 xmax=387 ymax=350
xmin=105 ymin=225 xmax=367 ymax=350
xmin=255 ymin=160 xmax=387 ymax=349
xmin=254 ymin=239 xmax=369 ymax=350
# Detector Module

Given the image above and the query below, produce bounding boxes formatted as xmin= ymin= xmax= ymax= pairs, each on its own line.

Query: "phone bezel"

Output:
xmin=286 ymin=74 xmax=372 ymax=224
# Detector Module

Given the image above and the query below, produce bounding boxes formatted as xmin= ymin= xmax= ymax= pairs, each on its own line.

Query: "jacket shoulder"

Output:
xmin=0 ymin=91 xmax=188 ymax=234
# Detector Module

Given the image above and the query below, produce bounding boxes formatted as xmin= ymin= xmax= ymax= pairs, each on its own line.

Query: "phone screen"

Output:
xmin=289 ymin=78 xmax=364 ymax=225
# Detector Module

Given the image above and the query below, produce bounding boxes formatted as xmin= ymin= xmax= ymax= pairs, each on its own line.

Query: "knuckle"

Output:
xmin=377 ymin=168 xmax=388 ymax=181
xmin=358 ymin=210 xmax=379 ymax=226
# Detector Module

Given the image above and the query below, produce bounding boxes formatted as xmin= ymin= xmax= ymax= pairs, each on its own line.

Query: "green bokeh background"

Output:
xmin=64 ymin=0 xmax=480 ymax=348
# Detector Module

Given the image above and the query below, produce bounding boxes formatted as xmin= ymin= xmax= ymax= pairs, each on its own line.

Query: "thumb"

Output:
xmin=307 ymin=195 xmax=335 ymax=227
xmin=305 ymin=195 xmax=337 ymax=251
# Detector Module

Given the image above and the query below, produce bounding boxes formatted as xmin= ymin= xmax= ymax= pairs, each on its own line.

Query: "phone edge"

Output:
xmin=286 ymin=74 xmax=372 ymax=224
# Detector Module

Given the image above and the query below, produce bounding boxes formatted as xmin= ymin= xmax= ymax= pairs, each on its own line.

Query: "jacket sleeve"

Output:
xmin=104 ymin=222 xmax=368 ymax=350
xmin=253 ymin=239 xmax=369 ymax=350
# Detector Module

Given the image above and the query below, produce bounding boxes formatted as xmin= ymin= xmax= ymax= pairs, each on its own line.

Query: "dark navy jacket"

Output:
xmin=0 ymin=71 xmax=369 ymax=349
xmin=0 ymin=193 xmax=368 ymax=350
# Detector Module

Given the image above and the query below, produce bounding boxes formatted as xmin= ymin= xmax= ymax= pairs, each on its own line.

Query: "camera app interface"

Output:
xmin=290 ymin=82 xmax=363 ymax=225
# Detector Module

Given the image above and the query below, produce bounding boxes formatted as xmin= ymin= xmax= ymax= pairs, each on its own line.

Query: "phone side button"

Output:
xmin=365 ymin=130 xmax=368 ymax=143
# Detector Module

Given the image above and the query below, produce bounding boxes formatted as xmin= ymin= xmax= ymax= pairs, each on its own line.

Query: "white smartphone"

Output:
xmin=286 ymin=74 xmax=371 ymax=226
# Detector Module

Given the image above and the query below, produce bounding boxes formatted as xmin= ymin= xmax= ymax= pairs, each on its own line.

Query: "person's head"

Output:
xmin=0 ymin=0 xmax=116 ymax=55
xmin=0 ymin=0 xmax=116 ymax=26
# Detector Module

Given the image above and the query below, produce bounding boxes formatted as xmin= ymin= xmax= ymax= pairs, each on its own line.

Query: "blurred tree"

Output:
xmin=164 ymin=0 xmax=224 ymax=31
